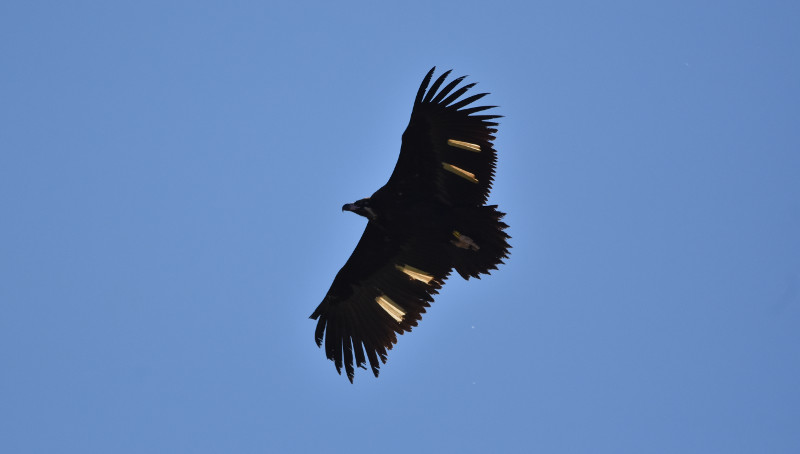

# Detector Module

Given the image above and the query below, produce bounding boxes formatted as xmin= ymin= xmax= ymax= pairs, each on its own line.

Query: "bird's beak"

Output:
xmin=342 ymin=203 xmax=356 ymax=212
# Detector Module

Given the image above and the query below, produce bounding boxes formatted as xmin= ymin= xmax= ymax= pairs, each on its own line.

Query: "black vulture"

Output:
xmin=310 ymin=67 xmax=511 ymax=382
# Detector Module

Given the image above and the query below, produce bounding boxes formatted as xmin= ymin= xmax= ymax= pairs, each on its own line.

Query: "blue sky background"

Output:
xmin=2 ymin=1 xmax=799 ymax=453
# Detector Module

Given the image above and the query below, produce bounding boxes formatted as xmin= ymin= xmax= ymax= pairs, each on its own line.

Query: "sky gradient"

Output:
xmin=2 ymin=1 xmax=799 ymax=453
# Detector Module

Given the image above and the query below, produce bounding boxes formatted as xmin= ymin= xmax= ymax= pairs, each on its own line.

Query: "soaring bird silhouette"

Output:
xmin=311 ymin=67 xmax=510 ymax=382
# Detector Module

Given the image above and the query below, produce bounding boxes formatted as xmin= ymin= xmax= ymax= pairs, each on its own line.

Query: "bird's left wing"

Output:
xmin=387 ymin=67 xmax=502 ymax=207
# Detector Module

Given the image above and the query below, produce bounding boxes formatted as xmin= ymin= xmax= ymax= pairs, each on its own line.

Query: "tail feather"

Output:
xmin=450 ymin=205 xmax=510 ymax=279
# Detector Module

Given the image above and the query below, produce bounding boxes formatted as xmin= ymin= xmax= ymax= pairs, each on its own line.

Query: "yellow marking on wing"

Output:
xmin=447 ymin=139 xmax=481 ymax=152
xmin=376 ymin=295 xmax=405 ymax=322
xmin=395 ymin=264 xmax=434 ymax=284
xmin=442 ymin=163 xmax=478 ymax=183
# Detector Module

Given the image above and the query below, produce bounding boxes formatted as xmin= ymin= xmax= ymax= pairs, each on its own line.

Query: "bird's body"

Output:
xmin=311 ymin=68 xmax=510 ymax=382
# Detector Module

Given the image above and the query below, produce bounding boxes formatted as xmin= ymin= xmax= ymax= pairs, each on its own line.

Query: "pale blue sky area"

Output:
xmin=1 ymin=1 xmax=799 ymax=453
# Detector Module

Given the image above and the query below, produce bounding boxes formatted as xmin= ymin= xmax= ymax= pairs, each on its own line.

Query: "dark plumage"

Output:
xmin=310 ymin=67 xmax=511 ymax=382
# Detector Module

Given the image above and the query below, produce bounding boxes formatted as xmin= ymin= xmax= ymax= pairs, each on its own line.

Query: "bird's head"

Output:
xmin=342 ymin=198 xmax=377 ymax=220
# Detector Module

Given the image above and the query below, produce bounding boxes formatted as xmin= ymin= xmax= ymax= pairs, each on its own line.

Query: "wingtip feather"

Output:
xmin=415 ymin=67 xmax=437 ymax=104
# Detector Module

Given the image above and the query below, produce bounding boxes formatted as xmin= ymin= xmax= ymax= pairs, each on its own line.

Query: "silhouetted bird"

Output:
xmin=310 ymin=67 xmax=511 ymax=382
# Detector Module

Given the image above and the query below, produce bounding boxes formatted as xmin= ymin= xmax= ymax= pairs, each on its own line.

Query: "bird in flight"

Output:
xmin=310 ymin=67 xmax=511 ymax=382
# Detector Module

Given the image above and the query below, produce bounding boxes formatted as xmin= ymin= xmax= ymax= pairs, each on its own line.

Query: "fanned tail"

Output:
xmin=449 ymin=205 xmax=510 ymax=279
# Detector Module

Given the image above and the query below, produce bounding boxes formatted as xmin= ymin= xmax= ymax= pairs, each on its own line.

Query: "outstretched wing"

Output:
xmin=387 ymin=67 xmax=502 ymax=207
xmin=310 ymin=223 xmax=453 ymax=382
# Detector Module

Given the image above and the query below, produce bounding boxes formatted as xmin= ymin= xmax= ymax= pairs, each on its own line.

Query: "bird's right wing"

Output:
xmin=310 ymin=223 xmax=453 ymax=382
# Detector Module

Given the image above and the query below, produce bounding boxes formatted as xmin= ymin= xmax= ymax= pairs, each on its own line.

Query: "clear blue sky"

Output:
xmin=2 ymin=1 xmax=798 ymax=453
